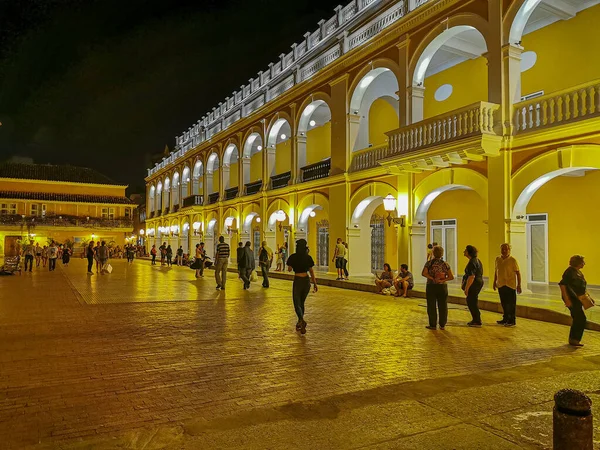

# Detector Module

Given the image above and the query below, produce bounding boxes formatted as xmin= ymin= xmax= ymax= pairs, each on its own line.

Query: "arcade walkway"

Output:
xmin=1 ymin=259 xmax=600 ymax=449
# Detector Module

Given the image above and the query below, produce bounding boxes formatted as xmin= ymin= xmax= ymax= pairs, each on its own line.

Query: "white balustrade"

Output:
xmin=268 ymin=76 xmax=295 ymax=102
xmin=514 ymin=80 xmax=600 ymax=134
xmin=301 ymin=45 xmax=342 ymax=81
xmin=348 ymin=1 xmax=405 ymax=50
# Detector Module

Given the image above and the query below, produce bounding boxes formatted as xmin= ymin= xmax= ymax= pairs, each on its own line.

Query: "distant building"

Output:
xmin=0 ymin=163 xmax=135 ymax=256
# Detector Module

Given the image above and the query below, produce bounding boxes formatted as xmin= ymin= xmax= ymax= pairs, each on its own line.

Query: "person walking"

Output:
xmin=462 ymin=245 xmax=484 ymax=327
xmin=150 ymin=245 xmax=157 ymax=265
xmin=176 ymin=246 xmax=183 ymax=266
xmin=560 ymin=255 xmax=590 ymax=347
xmin=159 ymin=242 xmax=167 ymax=266
xmin=332 ymin=237 xmax=347 ymax=280
xmin=275 ymin=245 xmax=283 ymax=271
xmin=48 ymin=241 xmax=58 ymax=271
xmin=34 ymin=243 xmax=42 ymax=267
xmin=238 ymin=241 xmax=255 ymax=289
xmin=86 ymin=241 xmax=95 ymax=274
xmin=41 ymin=245 xmax=48 ymax=268
xmin=422 ymin=245 xmax=454 ymax=330
xmin=286 ymin=239 xmax=317 ymax=334
xmin=97 ymin=241 xmax=109 ymax=274
xmin=258 ymin=241 xmax=273 ymax=288
xmin=62 ymin=246 xmax=71 ymax=266
xmin=195 ymin=242 xmax=206 ymax=278
xmin=493 ymin=243 xmax=522 ymax=327
xmin=166 ymin=245 xmax=173 ymax=267
xmin=22 ymin=239 xmax=35 ymax=272
xmin=236 ymin=242 xmax=244 ymax=279
xmin=214 ymin=236 xmax=230 ymax=290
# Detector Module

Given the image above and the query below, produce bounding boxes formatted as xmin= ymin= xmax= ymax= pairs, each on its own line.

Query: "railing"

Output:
xmin=301 ymin=158 xmax=331 ymax=182
xmin=149 ymin=211 xmax=155 ymax=219
xmin=224 ymin=186 xmax=239 ymax=201
xmin=164 ymin=206 xmax=170 ymax=215
xmin=270 ymin=171 xmax=292 ymax=190
xmin=150 ymin=0 xmax=445 ymax=176
xmin=182 ymin=195 xmax=204 ymax=208
xmin=387 ymin=102 xmax=501 ymax=156
xmin=245 ymin=180 xmax=262 ymax=195
xmin=514 ymin=80 xmax=600 ymax=134
xmin=155 ymin=210 xmax=161 ymax=217
xmin=0 ymin=214 xmax=133 ymax=229
xmin=172 ymin=204 xmax=179 ymax=213
xmin=208 ymin=193 xmax=220 ymax=204
xmin=349 ymin=143 xmax=390 ymax=172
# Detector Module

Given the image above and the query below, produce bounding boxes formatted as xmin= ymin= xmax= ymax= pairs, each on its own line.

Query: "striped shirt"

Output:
xmin=216 ymin=242 xmax=230 ymax=259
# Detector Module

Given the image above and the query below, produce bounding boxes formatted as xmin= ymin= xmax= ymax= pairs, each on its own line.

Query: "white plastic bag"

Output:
xmin=104 ymin=263 xmax=113 ymax=274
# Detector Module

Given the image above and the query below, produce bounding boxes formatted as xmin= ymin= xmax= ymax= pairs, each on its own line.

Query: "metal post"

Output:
xmin=553 ymin=389 xmax=593 ymax=450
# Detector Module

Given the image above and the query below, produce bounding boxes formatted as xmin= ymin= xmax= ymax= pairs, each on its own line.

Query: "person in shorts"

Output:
xmin=394 ymin=264 xmax=414 ymax=298
xmin=332 ymin=237 xmax=347 ymax=280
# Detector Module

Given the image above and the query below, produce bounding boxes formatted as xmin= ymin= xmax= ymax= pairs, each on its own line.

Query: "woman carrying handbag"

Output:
xmin=559 ymin=255 xmax=594 ymax=347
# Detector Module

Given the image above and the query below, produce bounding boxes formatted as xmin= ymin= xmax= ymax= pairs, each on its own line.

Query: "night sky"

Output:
xmin=0 ymin=0 xmax=343 ymax=192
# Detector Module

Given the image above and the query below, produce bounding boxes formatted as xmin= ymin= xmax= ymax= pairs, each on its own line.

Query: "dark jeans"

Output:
xmin=426 ymin=284 xmax=448 ymax=327
xmin=498 ymin=286 xmax=517 ymax=324
xmin=568 ymin=296 xmax=586 ymax=342
xmin=49 ymin=258 xmax=56 ymax=271
xmin=240 ymin=268 xmax=253 ymax=288
xmin=151 ymin=254 xmax=156 ymax=265
xmin=260 ymin=264 xmax=269 ymax=287
xmin=343 ymin=259 xmax=348 ymax=278
xmin=293 ymin=276 xmax=311 ymax=322
xmin=166 ymin=256 xmax=172 ymax=266
xmin=24 ymin=255 xmax=34 ymax=271
xmin=466 ymin=280 xmax=483 ymax=323
xmin=87 ymin=256 xmax=94 ymax=272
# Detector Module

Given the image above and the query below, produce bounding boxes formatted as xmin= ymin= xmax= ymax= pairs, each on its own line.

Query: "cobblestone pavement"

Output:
xmin=2 ymin=259 xmax=600 ymax=449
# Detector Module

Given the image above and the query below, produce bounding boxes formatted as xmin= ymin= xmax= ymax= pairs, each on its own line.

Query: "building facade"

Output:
xmin=0 ymin=163 xmax=135 ymax=256
xmin=145 ymin=0 xmax=600 ymax=289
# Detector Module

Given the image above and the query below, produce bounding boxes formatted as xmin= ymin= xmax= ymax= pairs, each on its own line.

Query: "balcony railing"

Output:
xmin=514 ymin=80 xmax=600 ymax=134
xmin=155 ymin=210 xmax=161 ymax=217
xmin=164 ymin=206 xmax=170 ymax=215
xmin=349 ymin=143 xmax=390 ymax=172
xmin=172 ymin=204 xmax=179 ymax=213
xmin=149 ymin=211 xmax=155 ymax=219
xmin=182 ymin=195 xmax=204 ymax=208
xmin=208 ymin=192 xmax=220 ymax=204
xmin=387 ymin=102 xmax=501 ymax=156
xmin=301 ymin=158 xmax=331 ymax=182
xmin=224 ymin=186 xmax=239 ymax=201
xmin=245 ymin=180 xmax=262 ymax=195
xmin=0 ymin=214 xmax=133 ymax=229
xmin=270 ymin=171 xmax=292 ymax=190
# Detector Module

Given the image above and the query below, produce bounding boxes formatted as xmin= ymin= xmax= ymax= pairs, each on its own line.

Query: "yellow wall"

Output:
xmin=275 ymin=141 xmax=291 ymax=174
xmin=0 ymin=179 xmax=126 ymax=197
xmin=423 ymin=56 xmax=488 ymax=119
xmin=229 ymin=162 xmax=239 ymax=187
xmin=211 ymin=172 xmax=219 ymax=193
xmin=527 ymin=170 xmax=600 ymax=285
xmin=522 ymin=5 xmax=600 ymax=96
xmin=373 ymin=204 xmax=398 ymax=271
xmin=368 ymin=99 xmax=398 ymax=146
xmin=250 ymin=152 xmax=262 ymax=183
xmin=305 ymin=122 xmax=331 ymax=166
xmin=427 ymin=189 xmax=488 ymax=276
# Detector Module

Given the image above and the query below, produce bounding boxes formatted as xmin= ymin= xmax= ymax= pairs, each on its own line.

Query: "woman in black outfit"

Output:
xmin=286 ymin=239 xmax=318 ymax=334
xmin=86 ymin=241 xmax=95 ymax=274
xmin=560 ymin=255 xmax=588 ymax=347
xmin=463 ymin=245 xmax=484 ymax=327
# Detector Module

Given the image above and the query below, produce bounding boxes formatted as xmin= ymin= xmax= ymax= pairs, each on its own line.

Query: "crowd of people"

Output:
xmin=21 ymin=239 xmax=71 ymax=272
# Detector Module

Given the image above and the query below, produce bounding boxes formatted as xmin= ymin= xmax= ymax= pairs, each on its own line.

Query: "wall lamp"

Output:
xmin=383 ymin=194 xmax=406 ymax=227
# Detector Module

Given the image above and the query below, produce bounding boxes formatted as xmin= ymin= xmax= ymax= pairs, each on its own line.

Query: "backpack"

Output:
xmin=151 ymin=247 xmax=157 ymax=256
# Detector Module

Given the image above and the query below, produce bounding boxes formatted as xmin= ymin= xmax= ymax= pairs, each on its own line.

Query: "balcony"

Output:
xmin=514 ymin=79 xmax=600 ymax=135
xmin=224 ymin=187 xmax=239 ymax=201
xmin=245 ymin=180 xmax=262 ymax=196
xmin=164 ymin=206 xmax=170 ymax=215
xmin=301 ymin=158 xmax=331 ymax=182
xmin=208 ymin=193 xmax=220 ymax=204
xmin=172 ymin=204 xmax=179 ymax=213
xmin=0 ymin=214 xmax=133 ymax=229
xmin=155 ymin=210 xmax=161 ymax=217
xmin=270 ymin=171 xmax=292 ymax=189
xmin=182 ymin=195 xmax=204 ymax=208
xmin=351 ymin=102 xmax=502 ymax=172
xmin=149 ymin=211 xmax=155 ymax=219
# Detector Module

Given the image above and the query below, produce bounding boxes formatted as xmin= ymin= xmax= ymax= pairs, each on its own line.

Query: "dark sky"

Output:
xmin=0 ymin=0 xmax=342 ymax=192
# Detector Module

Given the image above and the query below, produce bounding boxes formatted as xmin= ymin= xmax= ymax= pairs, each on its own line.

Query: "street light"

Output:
xmin=383 ymin=194 xmax=406 ymax=227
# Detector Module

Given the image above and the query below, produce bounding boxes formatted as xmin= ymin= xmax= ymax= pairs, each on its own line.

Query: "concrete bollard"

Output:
xmin=553 ymin=389 xmax=593 ymax=450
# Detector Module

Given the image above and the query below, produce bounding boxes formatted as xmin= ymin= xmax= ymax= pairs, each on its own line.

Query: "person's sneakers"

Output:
xmin=336 ymin=277 xmax=342 ymax=281
xmin=216 ymin=285 xmax=221 ymax=290
xmin=504 ymin=322 xmax=516 ymax=327
xmin=569 ymin=339 xmax=584 ymax=347
xmin=496 ymin=320 xmax=507 ymax=325
xmin=439 ymin=326 xmax=446 ymax=330
xmin=467 ymin=321 xmax=482 ymax=327
xmin=425 ymin=325 xmax=436 ymax=330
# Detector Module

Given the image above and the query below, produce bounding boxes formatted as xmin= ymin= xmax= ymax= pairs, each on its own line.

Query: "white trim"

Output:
xmin=526 ymin=213 xmax=549 ymax=284
xmin=430 ymin=218 xmax=458 ymax=272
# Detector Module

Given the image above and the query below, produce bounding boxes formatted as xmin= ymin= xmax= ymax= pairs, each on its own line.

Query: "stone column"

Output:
xmin=329 ymin=183 xmax=349 ymax=274
xmin=329 ymin=74 xmax=350 ymax=175
xmin=241 ymin=157 xmax=250 ymax=193
xmin=347 ymin=114 xmax=361 ymax=154
xmin=410 ymin=224 xmax=427 ymax=282
xmin=397 ymin=36 xmax=410 ymax=127
xmin=222 ymin=165 xmax=230 ymax=191
xmin=408 ymin=85 xmax=425 ymax=124
xmin=266 ymin=148 xmax=276 ymax=183
xmin=295 ymin=135 xmax=307 ymax=181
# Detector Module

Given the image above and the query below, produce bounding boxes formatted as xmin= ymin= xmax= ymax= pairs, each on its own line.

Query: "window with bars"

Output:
xmin=370 ymin=214 xmax=385 ymax=273
xmin=101 ymin=208 xmax=115 ymax=219
xmin=0 ymin=203 xmax=17 ymax=215
xmin=316 ymin=220 xmax=329 ymax=268
xmin=253 ymin=229 xmax=261 ymax=260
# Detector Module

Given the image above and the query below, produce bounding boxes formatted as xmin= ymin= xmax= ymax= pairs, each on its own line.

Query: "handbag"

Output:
xmin=250 ymin=270 xmax=258 ymax=282
xmin=578 ymin=292 xmax=595 ymax=310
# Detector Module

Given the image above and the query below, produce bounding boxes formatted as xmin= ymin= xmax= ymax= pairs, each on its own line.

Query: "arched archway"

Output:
xmin=149 ymin=185 xmax=155 ymax=214
xmin=172 ymin=171 xmax=180 ymax=208
xmin=349 ymin=65 xmax=400 ymax=152
xmin=410 ymin=17 xmax=489 ymax=122
xmin=242 ymin=132 xmax=264 ymax=188
xmin=297 ymin=95 xmax=332 ymax=178
xmin=192 ymin=160 xmax=204 ymax=196
xmin=223 ymin=144 xmax=239 ymax=190
xmin=155 ymin=181 xmax=163 ymax=214
xmin=265 ymin=199 xmax=291 ymax=255
xmin=163 ymin=177 xmax=171 ymax=212
xmin=181 ymin=166 xmax=191 ymax=199
xmin=207 ymin=152 xmax=220 ymax=196
xmin=266 ymin=116 xmax=292 ymax=180
xmin=205 ymin=215 xmax=218 ymax=259
xmin=297 ymin=192 xmax=330 ymax=270
xmin=241 ymin=203 xmax=262 ymax=259
xmin=181 ymin=219 xmax=190 ymax=255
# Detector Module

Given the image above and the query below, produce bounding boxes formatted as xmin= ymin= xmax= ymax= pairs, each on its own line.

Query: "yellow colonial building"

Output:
xmin=0 ymin=163 xmax=135 ymax=256
xmin=145 ymin=0 xmax=600 ymax=290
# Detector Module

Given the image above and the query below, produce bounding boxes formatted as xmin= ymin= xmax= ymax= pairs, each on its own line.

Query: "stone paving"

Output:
xmin=2 ymin=259 xmax=600 ymax=449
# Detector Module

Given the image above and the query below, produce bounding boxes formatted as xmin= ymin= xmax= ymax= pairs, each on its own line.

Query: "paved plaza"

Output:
xmin=2 ymin=260 xmax=600 ymax=449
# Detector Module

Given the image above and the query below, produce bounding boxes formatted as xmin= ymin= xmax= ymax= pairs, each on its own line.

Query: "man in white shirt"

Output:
xmin=22 ymin=240 xmax=35 ymax=272
xmin=493 ymin=243 xmax=522 ymax=327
